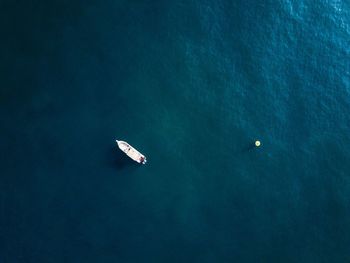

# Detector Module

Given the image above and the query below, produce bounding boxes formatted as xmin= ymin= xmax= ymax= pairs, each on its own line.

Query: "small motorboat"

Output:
xmin=116 ymin=140 xmax=147 ymax=164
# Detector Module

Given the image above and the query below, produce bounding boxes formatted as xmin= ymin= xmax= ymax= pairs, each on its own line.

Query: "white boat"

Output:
xmin=116 ymin=140 xmax=147 ymax=164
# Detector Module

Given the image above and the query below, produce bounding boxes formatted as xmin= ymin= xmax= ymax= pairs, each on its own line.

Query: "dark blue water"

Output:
xmin=1 ymin=0 xmax=350 ymax=262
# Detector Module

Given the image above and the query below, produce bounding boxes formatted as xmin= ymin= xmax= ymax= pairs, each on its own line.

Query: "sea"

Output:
xmin=1 ymin=0 xmax=350 ymax=262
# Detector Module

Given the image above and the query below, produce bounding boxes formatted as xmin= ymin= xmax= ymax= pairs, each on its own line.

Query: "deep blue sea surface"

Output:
xmin=1 ymin=0 xmax=350 ymax=262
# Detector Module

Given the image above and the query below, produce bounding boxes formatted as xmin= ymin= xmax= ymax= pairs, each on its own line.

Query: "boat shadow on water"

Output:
xmin=107 ymin=146 xmax=141 ymax=171
xmin=239 ymin=143 xmax=257 ymax=154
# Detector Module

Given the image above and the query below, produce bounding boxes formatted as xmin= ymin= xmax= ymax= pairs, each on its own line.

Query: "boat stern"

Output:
xmin=140 ymin=156 xmax=147 ymax=164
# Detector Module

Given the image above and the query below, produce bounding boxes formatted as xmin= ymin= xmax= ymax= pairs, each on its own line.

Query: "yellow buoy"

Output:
xmin=255 ymin=140 xmax=261 ymax=147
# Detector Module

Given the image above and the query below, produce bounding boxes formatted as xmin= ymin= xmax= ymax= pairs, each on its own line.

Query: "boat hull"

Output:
xmin=116 ymin=140 xmax=147 ymax=164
